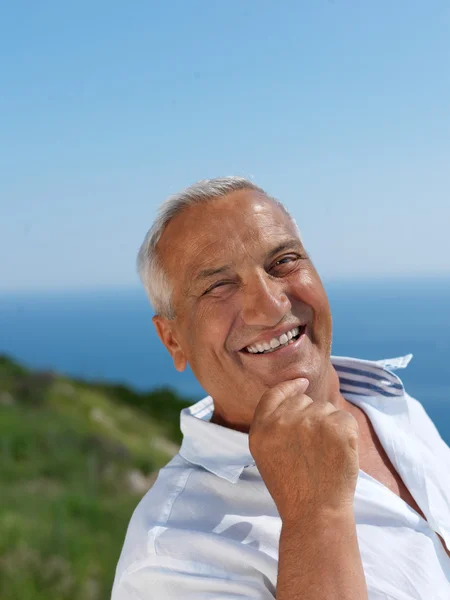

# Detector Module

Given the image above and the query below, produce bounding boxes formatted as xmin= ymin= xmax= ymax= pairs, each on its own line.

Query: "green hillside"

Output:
xmin=0 ymin=355 xmax=193 ymax=600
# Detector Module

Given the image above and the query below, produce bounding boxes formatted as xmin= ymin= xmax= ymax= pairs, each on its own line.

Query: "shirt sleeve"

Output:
xmin=111 ymin=559 xmax=276 ymax=600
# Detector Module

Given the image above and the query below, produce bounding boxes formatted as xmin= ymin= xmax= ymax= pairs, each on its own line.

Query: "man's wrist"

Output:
xmin=281 ymin=504 xmax=356 ymax=536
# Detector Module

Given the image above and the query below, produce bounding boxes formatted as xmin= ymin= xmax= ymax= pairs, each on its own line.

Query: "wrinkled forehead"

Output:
xmin=157 ymin=191 xmax=301 ymax=303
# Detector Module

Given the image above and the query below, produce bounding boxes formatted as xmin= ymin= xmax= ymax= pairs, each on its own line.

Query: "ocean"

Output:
xmin=1 ymin=278 xmax=449 ymax=444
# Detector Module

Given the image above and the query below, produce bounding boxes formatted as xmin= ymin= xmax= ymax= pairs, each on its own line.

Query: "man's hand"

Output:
xmin=248 ymin=377 xmax=360 ymax=526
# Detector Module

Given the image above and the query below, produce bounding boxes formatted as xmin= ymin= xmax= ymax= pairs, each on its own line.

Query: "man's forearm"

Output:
xmin=277 ymin=507 xmax=368 ymax=600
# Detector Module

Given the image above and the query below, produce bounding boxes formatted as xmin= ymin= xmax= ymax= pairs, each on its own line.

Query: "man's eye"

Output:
xmin=274 ymin=255 xmax=299 ymax=267
xmin=204 ymin=281 xmax=230 ymax=294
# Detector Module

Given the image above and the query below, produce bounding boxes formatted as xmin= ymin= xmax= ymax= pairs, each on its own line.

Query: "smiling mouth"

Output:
xmin=240 ymin=325 xmax=306 ymax=355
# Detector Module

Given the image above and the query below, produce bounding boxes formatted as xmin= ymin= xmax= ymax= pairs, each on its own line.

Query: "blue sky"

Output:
xmin=1 ymin=0 xmax=449 ymax=292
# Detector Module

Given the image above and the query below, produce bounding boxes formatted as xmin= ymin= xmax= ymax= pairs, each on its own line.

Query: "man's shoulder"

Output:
xmin=114 ymin=454 xmax=196 ymax=580
xmin=111 ymin=455 xmax=277 ymax=599
xmin=114 ymin=450 xmax=237 ymax=585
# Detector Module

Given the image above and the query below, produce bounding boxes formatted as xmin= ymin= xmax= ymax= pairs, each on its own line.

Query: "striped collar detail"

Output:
xmin=332 ymin=353 xmax=412 ymax=398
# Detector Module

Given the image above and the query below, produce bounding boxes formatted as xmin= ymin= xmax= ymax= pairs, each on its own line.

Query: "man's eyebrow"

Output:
xmin=192 ymin=238 xmax=304 ymax=284
xmin=266 ymin=238 xmax=304 ymax=259
xmin=194 ymin=265 xmax=233 ymax=282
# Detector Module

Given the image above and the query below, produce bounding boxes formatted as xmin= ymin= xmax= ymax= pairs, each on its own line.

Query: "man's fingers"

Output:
xmin=252 ymin=378 xmax=310 ymax=426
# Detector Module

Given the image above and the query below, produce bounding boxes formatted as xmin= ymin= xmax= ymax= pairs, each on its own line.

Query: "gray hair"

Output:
xmin=137 ymin=176 xmax=298 ymax=319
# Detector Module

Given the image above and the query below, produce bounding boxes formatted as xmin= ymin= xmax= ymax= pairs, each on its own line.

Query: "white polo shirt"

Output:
xmin=112 ymin=355 xmax=450 ymax=599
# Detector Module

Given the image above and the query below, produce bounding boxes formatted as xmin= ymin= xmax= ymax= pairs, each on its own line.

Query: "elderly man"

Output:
xmin=112 ymin=177 xmax=450 ymax=599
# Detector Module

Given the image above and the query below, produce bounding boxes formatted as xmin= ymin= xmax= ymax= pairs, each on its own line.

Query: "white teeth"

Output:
xmin=245 ymin=325 xmax=302 ymax=354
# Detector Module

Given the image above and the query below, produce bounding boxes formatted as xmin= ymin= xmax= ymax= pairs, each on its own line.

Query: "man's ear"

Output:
xmin=152 ymin=315 xmax=187 ymax=372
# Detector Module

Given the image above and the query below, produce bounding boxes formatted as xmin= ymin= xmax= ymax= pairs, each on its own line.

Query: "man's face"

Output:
xmin=153 ymin=189 xmax=333 ymax=427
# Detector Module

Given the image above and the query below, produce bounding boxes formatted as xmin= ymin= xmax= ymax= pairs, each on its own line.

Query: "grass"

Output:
xmin=0 ymin=355 xmax=193 ymax=600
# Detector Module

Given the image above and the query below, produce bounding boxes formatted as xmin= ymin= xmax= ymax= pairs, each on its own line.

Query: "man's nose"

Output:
xmin=240 ymin=271 xmax=291 ymax=326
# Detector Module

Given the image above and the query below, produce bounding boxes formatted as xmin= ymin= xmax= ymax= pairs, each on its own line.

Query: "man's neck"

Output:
xmin=209 ymin=410 xmax=250 ymax=433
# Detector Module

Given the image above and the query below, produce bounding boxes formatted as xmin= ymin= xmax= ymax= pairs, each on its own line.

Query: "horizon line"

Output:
xmin=0 ymin=272 xmax=449 ymax=296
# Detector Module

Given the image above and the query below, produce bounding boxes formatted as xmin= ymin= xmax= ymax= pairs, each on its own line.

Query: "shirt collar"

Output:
xmin=179 ymin=354 xmax=413 ymax=484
